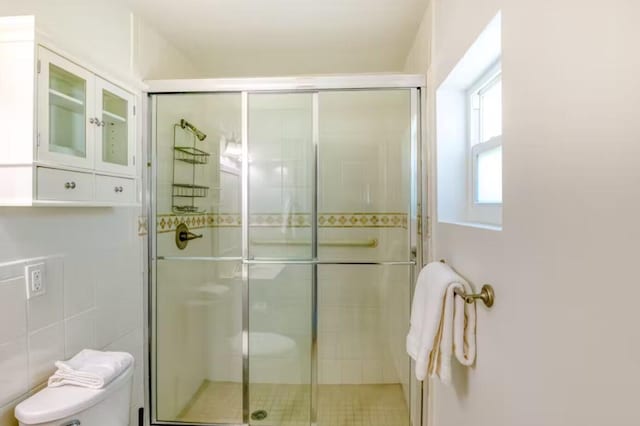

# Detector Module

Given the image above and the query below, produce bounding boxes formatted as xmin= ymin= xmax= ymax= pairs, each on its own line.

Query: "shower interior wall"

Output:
xmin=153 ymin=90 xmax=412 ymax=420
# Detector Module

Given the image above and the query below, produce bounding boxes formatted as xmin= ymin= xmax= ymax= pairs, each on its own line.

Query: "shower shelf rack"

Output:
xmin=172 ymin=119 xmax=211 ymax=213
xmin=174 ymin=146 xmax=210 ymax=165
xmin=172 ymin=183 xmax=210 ymax=198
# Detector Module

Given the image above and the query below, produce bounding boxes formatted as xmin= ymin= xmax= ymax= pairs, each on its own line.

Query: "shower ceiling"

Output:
xmin=124 ymin=0 xmax=429 ymax=77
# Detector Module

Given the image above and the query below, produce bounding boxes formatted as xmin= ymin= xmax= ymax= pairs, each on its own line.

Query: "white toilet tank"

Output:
xmin=15 ymin=361 xmax=134 ymax=426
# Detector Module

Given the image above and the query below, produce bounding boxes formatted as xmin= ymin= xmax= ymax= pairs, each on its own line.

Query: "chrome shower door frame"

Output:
xmin=146 ymin=74 xmax=426 ymax=426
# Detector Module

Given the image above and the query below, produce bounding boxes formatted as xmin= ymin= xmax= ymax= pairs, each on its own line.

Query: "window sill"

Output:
xmin=437 ymin=220 xmax=502 ymax=232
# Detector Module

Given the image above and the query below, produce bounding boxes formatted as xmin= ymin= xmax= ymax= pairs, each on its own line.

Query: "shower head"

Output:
xmin=180 ymin=119 xmax=207 ymax=141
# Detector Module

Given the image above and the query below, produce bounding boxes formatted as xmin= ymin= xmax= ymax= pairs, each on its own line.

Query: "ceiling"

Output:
xmin=125 ymin=0 xmax=429 ymax=77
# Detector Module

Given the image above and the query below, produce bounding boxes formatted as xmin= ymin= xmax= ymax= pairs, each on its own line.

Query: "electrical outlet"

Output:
xmin=25 ymin=262 xmax=46 ymax=299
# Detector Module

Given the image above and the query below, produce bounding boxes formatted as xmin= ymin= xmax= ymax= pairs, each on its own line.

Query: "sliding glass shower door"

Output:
xmin=247 ymin=93 xmax=315 ymax=425
xmin=315 ymin=90 xmax=414 ymax=426
xmin=150 ymin=87 xmax=419 ymax=426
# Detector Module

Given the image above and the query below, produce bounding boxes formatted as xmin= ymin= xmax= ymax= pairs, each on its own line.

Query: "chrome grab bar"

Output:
xmin=250 ymin=238 xmax=378 ymax=248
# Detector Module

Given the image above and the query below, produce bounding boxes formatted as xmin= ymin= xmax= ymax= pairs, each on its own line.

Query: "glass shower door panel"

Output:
xmin=247 ymin=93 xmax=314 ymax=424
xmin=155 ymin=260 xmax=243 ymax=423
xmin=154 ymin=93 xmax=243 ymax=258
xmin=317 ymin=90 xmax=412 ymax=261
xmin=153 ymin=93 xmax=243 ymax=424
xmin=248 ymin=264 xmax=312 ymax=425
xmin=248 ymin=93 xmax=314 ymax=259
xmin=317 ymin=265 xmax=412 ymax=426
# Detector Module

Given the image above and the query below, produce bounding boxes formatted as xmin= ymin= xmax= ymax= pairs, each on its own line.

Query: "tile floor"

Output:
xmin=178 ymin=381 xmax=410 ymax=426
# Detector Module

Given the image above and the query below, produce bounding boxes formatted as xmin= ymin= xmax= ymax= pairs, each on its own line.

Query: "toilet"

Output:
xmin=14 ymin=361 xmax=134 ymax=426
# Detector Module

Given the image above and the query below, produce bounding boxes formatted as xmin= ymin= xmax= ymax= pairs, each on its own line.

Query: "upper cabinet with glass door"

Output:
xmin=38 ymin=47 xmax=135 ymax=175
xmin=95 ymin=78 xmax=135 ymax=175
xmin=0 ymin=16 xmax=137 ymax=206
xmin=38 ymin=47 xmax=95 ymax=170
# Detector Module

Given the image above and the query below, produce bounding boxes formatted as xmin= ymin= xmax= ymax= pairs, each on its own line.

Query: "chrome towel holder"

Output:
xmin=439 ymin=259 xmax=495 ymax=308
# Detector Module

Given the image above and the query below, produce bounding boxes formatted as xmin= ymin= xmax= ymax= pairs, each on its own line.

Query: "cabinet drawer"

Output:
xmin=37 ymin=167 xmax=93 ymax=201
xmin=95 ymin=175 xmax=135 ymax=204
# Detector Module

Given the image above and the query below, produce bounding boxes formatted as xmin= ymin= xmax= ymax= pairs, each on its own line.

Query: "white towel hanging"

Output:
xmin=406 ymin=261 xmax=476 ymax=384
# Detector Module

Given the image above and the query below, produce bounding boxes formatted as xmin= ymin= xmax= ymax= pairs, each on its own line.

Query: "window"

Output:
xmin=469 ymin=63 xmax=502 ymax=204
xmin=435 ymin=11 xmax=501 ymax=228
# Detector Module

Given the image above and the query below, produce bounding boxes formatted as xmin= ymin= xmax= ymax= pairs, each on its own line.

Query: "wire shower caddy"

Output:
xmin=172 ymin=119 xmax=211 ymax=213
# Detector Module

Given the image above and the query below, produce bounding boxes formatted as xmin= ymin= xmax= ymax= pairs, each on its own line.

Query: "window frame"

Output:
xmin=467 ymin=61 xmax=502 ymax=207
xmin=471 ymin=135 xmax=502 ymax=204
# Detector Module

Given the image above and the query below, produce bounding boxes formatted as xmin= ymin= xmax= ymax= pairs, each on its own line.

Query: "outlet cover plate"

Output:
xmin=25 ymin=262 xmax=46 ymax=299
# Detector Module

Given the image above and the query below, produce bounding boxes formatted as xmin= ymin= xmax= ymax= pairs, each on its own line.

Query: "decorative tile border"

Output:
xmin=137 ymin=216 xmax=148 ymax=236
xmin=318 ymin=213 xmax=408 ymax=229
xmin=154 ymin=212 xmax=407 ymax=233
xmin=250 ymin=213 xmax=312 ymax=228
xmin=157 ymin=213 xmax=209 ymax=234
xmin=210 ymin=213 xmax=242 ymax=227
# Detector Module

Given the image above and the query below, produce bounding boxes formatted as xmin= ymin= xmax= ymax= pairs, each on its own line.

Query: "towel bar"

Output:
xmin=439 ymin=259 xmax=495 ymax=307
xmin=453 ymin=285 xmax=494 ymax=307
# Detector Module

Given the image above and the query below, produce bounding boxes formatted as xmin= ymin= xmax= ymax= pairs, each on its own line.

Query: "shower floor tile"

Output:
xmin=178 ymin=381 xmax=410 ymax=426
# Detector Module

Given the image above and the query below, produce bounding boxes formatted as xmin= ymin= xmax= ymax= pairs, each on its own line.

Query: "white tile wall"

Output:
xmin=63 ymin=252 xmax=95 ymax=317
xmin=28 ymin=322 xmax=65 ymax=387
xmin=64 ymin=308 xmax=96 ymax=358
xmin=0 ymin=207 xmax=143 ymax=426
xmin=0 ymin=338 xmax=28 ymax=407
xmin=0 ymin=277 xmax=27 ymax=343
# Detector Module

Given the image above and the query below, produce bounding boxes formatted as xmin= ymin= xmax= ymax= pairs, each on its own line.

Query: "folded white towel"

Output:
xmin=406 ymin=262 xmax=476 ymax=384
xmin=48 ymin=349 xmax=134 ymax=389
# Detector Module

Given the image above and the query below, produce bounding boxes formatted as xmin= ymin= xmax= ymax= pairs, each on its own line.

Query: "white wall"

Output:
xmin=403 ymin=3 xmax=431 ymax=74
xmin=132 ymin=15 xmax=202 ymax=80
xmin=426 ymin=1 xmax=640 ymax=425
xmin=0 ymin=1 xmax=200 ymax=83
xmin=0 ymin=2 xmax=203 ymax=426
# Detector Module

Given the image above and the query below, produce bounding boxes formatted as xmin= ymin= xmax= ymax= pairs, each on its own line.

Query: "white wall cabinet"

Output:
xmin=0 ymin=16 xmax=138 ymax=206
xmin=95 ymin=78 xmax=136 ymax=175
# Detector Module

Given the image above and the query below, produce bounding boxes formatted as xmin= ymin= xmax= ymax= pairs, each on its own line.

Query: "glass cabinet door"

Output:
xmin=37 ymin=47 xmax=95 ymax=169
xmin=95 ymin=77 xmax=135 ymax=174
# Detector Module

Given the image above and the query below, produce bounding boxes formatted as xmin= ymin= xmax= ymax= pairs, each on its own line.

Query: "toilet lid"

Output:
xmin=15 ymin=365 xmax=132 ymax=424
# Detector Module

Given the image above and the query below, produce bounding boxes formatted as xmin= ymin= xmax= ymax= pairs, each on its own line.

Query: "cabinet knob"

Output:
xmin=114 ymin=186 xmax=123 ymax=193
xmin=65 ymin=182 xmax=76 ymax=189
xmin=89 ymin=118 xmax=96 ymax=125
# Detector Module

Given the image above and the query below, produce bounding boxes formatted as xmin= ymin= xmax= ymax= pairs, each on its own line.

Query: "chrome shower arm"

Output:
xmin=180 ymin=119 xmax=207 ymax=141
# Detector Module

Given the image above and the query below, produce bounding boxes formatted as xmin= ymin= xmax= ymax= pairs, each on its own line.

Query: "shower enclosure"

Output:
xmin=147 ymin=75 xmax=424 ymax=426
